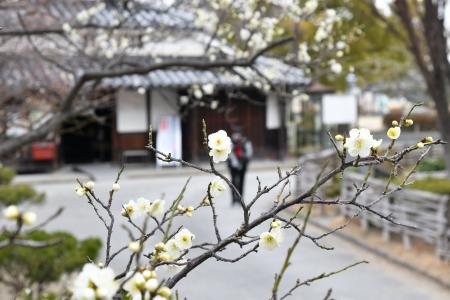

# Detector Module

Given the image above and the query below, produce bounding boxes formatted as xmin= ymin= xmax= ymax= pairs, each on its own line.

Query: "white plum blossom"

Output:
xmin=387 ymin=126 xmax=401 ymax=140
xmin=344 ymin=128 xmax=377 ymax=158
xmin=330 ymin=61 xmax=343 ymax=74
xmin=84 ymin=181 xmax=95 ymax=190
xmin=210 ymin=176 xmax=227 ymax=197
xmin=72 ymin=263 xmax=118 ymax=300
xmin=3 ymin=205 xmax=20 ymax=220
xmin=136 ymin=197 xmax=151 ymax=214
xmin=259 ymin=231 xmax=279 ymax=251
xmin=128 ymin=241 xmax=141 ymax=253
xmin=297 ymin=43 xmax=311 ymax=63
xmin=304 ymin=0 xmax=318 ymax=14
xmin=148 ymin=199 xmax=165 ymax=216
xmin=22 ymin=212 xmax=37 ymax=225
xmin=240 ymin=28 xmax=251 ymax=40
xmin=202 ymin=83 xmax=214 ymax=95
xmin=271 ymin=227 xmax=284 ymax=243
xmin=121 ymin=200 xmax=138 ymax=218
xmin=208 ymin=130 xmax=232 ymax=163
xmin=111 ymin=183 xmax=120 ymax=191
xmin=123 ymin=272 xmax=146 ymax=300
xmin=166 ymin=238 xmax=182 ymax=259
xmin=174 ymin=228 xmax=196 ymax=250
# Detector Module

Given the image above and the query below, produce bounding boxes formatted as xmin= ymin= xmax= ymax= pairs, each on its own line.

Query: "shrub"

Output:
xmin=0 ymin=167 xmax=16 ymax=185
xmin=325 ymin=175 xmax=342 ymax=198
xmin=407 ymin=177 xmax=450 ymax=195
xmin=0 ymin=231 xmax=101 ymax=295
xmin=417 ymin=158 xmax=446 ymax=172
xmin=0 ymin=184 xmax=45 ymax=206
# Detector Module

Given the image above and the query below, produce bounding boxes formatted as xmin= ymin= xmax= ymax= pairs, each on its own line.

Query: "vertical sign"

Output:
xmin=156 ymin=115 xmax=182 ymax=167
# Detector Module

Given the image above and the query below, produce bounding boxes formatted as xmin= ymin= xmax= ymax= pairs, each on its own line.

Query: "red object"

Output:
xmin=31 ymin=143 xmax=56 ymax=161
xmin=234 ymin=142 xmax=243 ymax=158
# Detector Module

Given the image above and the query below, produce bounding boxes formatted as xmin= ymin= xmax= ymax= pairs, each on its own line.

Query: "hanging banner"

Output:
xmin=156 ymin=115 xmax=182 ymax=167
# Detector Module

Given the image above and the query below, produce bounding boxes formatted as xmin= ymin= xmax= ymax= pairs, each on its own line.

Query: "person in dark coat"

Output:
xmin=227 ymin=131 xmax=253 ymax=205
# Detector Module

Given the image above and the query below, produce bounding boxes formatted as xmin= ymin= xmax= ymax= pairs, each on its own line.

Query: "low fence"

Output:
xmin=341 ymin=172 xmax=450 ymax=259
xmin=294 ymin=149 xmax=450 ymax=260
xmin=294 ymin=148 xmax=337 ymax=198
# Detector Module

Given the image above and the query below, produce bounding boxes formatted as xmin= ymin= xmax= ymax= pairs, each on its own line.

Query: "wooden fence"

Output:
xmin=294 ymin=149 xmax=450 ymax=260
xmin=341 ymin=172 xmax=450 ymax=259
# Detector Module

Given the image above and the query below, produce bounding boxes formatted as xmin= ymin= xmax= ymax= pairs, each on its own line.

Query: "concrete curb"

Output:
xmin=13 ymin=160 xmax=299 ymax=184
xmin=309 ymin=218 xmax=450 ymax=290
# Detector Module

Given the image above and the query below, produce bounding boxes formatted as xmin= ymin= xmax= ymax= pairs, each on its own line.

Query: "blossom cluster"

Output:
xmin=336 ymin=117 xmax=435 ymax=157
xmin=3 ymin=205 xmax=36 ymax=225
xmin=121 ymin=198 xmax=165 ymax=219
xmin=72 ymin=263 xmax=172 ymax=300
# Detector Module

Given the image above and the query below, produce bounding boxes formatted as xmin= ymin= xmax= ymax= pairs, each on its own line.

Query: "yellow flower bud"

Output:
xmin=158 ymin=253 xmax=170 ymax=261
xmin=405 ymin=119 xmax=413 ymax=127
xmin=128 ymin=241 xmax=141 ymax=253
xmin=154 ymin=242 xmax=168 ymax=252
xmin=202 ymin=199 xmax=210 ymax=206
xmin=84 ymin=181 xmax=95 ymax=190
xmin=424 ymin=136 xmax=434 ymax=143
xmin=111 ymin=183 xmax=120 ymax=191
xmin=158 ymin=286 xmax=172 ymax=298
xmin=270 ymin=220 xmax=282 ymax=228
xmin=391 ymin=120 xmax=399 ymax=126
xmin=417 ymin=142 xmax=424 ymax=148
xmin=334 ymin=134 xmax=344 ymax=142
xmin=142 ymin=269 xmax=152 ymax=280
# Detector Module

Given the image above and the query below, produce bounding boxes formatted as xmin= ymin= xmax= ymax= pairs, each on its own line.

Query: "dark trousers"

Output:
xmin=229 ymin=162 xmax=248 ymax=204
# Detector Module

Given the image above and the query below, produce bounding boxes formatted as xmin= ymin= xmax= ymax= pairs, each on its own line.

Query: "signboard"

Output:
xmin=322 ymin=94 xmax=357 ymax=125
xmin=156 ymin=115 xmax=182 ymax=167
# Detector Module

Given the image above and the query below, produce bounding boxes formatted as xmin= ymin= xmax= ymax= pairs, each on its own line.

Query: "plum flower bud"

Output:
xmin=202 ymin=198 xmax=210 ymax=206
xmin=111 ymin=183 xmax=120 ymax=191
xmin=404 ymin=119 xmax=413 ymax=127
xmin=154 ymin=242 xmax=168 ymax=252
xmin=142 ymin=269 xmax=152 ymax=279
xmin=97 ymin=262 xmax=105 ymax=268
xmin=22 ymin=212 xmax=37 ymax=225
xmin=158 ymin=253 xmax=170 ymax=261
xmin=158 ymin=286 xmax=172 ymax=298
xmin=387 ymin=127 xmax=401 ymax=140
xmin=128 ymin=241 xmax=141 ymax=253
xmin=270 ymin=220 xmax=282 ymax=228
xmin=185 ymin=206 xmax=194 ymax=217
xmin=3 ymin=205 xmax=20 ymax=220
xmin=84 ymin=181 xmax=95 ymax=190
xmin=417 ymin=142 xmax=424 ymax=148
xmin=424 ymin=136 xmax=434 ymax=143
xmin=334 ymin=134 xmax=344 ymax=142
xmin=391 ymin=120 xmax=399 ymax=126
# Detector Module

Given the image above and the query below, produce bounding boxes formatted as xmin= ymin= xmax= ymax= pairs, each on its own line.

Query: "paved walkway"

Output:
xmin=28 ymin=168 xmax=449 ymax=299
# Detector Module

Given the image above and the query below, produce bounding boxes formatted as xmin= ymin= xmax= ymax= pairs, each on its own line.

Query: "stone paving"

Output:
xmin=27 ymin=167 xmax=450 ymax=300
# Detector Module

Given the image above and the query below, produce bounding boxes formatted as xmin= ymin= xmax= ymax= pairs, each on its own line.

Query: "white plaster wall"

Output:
xmin=116 ymin=90 xmax=148 ymax=133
